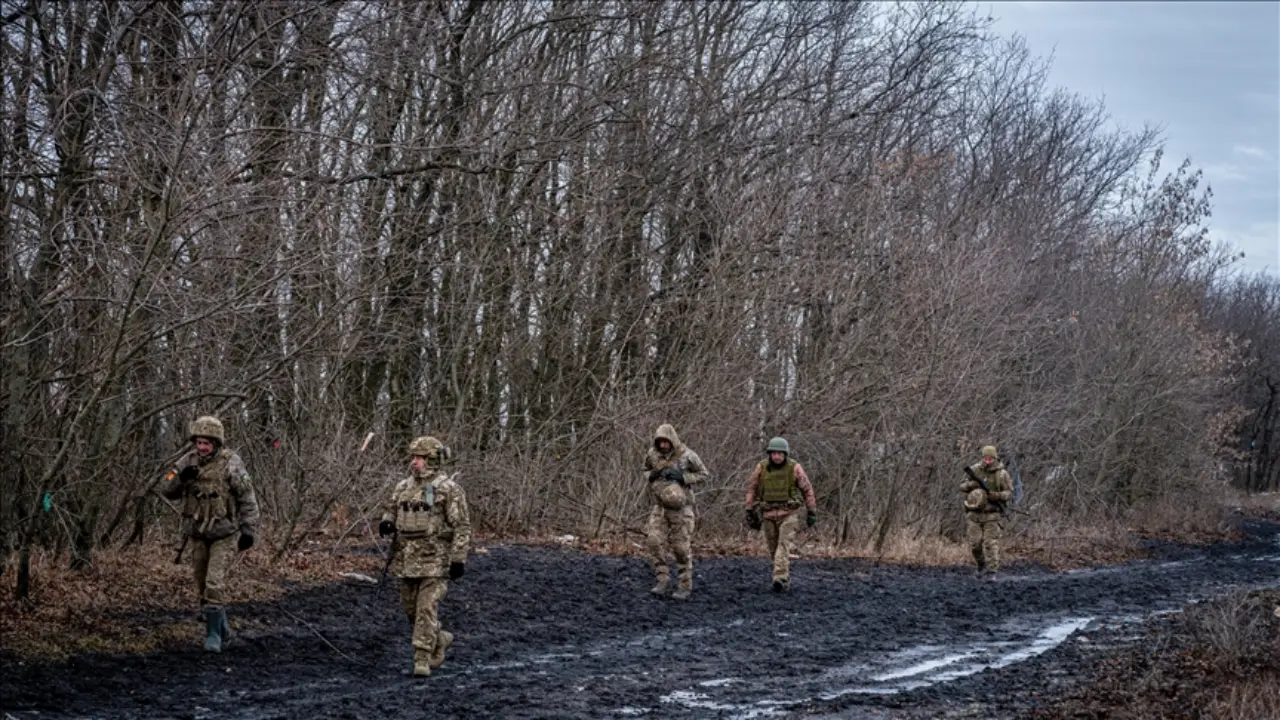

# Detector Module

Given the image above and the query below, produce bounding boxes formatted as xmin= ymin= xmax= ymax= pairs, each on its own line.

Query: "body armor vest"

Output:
xmin=184 ymin=450 xmax=237 ymax=539
xmin=759 ymin=459 xmax=801 ymax=506
xmin=395 ymin=475 xmax=442 ymax=537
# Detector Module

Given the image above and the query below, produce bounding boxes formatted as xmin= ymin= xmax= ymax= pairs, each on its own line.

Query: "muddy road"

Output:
xmin=4 ymin=517 xmax=1278 ymax=719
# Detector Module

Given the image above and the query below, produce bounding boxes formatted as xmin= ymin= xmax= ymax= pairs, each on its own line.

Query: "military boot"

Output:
xmin=430 ymin=631 xmax=453 ymax=669
xmin=671 ymin=585 xmax=691 ymax=601
xmin=650 ymin=577 xmax=670 ymax=596
xmin=202 ymin=605 xmax=225 ymax=653
xmin=219 ymin=607 xmax=232 ymax=644
xmin=413 ymin=649 xmax=432 ymax=677
xmin=771 ymin=578 xmax=789 ymax=593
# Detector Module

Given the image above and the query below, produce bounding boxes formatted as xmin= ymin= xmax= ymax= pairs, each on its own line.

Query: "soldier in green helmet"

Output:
xmin=744 ymin=437 xmax=817 ymax=592
xmin=380 ymin=435 xmax=472 ymax=677
xmin=641 ymin=423 xmax=710 ymax=600
xmin=161 ymin=415 xmax=259 ymax=652
xmin=960 ymin=444 xmax=1014 ymax=578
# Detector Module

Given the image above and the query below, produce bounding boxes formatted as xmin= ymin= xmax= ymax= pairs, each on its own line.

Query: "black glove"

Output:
xmin=378 ymin=520 xmax=396 ymax=537
xmin=449 ymin=562 xmax=465 ymax=580
xmin=806 ymin=509 xmax=817 ymax=528
xmin=647 ymin=469 xmax=662 ymax=482
xmin=661 ymin=466 xmax=685 ymax=486
xmin=237 ymin=533 xmax=255 ymax=551
xmin=745 ymin=509 xmax=762 ymax=530
xmin=178 ymin=466 xmax=199 ymax=483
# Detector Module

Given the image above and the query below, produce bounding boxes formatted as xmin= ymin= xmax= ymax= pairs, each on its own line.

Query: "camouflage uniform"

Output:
xmin=642 ymin=424 xmax=709 ymax=600
xmin=381 ymin=436 xmax=471 ymax=677
xmin=960 ymin=445 xmax=1014 ymax=576
xmin=744 ymin=437 xmax=817 ymax=592
xmin=161 ymin=416 xmax=259 ymax=652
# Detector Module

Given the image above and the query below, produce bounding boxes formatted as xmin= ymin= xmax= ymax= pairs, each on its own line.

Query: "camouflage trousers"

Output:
xmin=646 ymin=505 xmax=695 ymax=590
xmin=400 ymin=577 xmax=450 ymax=655
xmin=192 ymin=535 xmax=238 ymax=605
xmin=966 ymin=517 xmax=1003 ymax=572
xmin=763 ymin=511 xmax=803 ymax=584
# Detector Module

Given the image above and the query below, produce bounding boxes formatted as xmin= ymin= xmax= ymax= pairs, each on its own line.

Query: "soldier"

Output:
xmin=744 ymin=437 xmax=817 ymax=592
xmin=642 ymin=423 xmax=709 ymax=600
xmin=161 ymin=415 xmax=259 ymax=653
xmin=380 ymin=435 xmax=471 ymax=677
xmin=960 ymin=444 xmax=1014 ymax=578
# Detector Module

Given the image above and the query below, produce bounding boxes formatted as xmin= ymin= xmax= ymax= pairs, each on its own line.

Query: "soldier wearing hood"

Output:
xmin=380 ymin=435 xmax=472 ymax=677
xmin=642 ymin=423 xmax=709 ymax=600
xmin=960 ymin=445 xmax=1014 ymax=577
xmin=161 ymin=415 xmax=259 ymax=653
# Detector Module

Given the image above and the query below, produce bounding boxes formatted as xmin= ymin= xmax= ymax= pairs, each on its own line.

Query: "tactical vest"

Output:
xmin=395 ymin=474 xmax=443 ymax=538
xmin=183 ymin=450 xmax=237 ymax=540
xmin=759 ymin=459 xmax=801 ymax=507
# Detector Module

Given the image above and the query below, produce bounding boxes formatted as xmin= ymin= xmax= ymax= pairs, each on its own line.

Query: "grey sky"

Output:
xmin=982 ymin=1 xmax=1279 ymax=278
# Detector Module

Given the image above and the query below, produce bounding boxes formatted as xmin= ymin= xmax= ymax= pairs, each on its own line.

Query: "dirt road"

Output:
xmin=3 ymin=517 xmax=1277 ymax=719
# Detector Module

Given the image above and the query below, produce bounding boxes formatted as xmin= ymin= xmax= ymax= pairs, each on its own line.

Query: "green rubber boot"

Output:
xmin=203 ymin=605 xmax=225 ymax=653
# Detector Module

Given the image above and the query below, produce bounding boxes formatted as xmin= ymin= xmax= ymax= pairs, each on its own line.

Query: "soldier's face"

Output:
xmin=410 ymin=455 xmax=427 ymax=473
xmin=195 ymin=438 xmax=215 ymax=457
xmin=982 ymin=455 xmax=995 ymax=467
xmin=769 ymin=451 xmax=786 ymax=465
xmin=656 ymin=439 xmax=672 ymax=453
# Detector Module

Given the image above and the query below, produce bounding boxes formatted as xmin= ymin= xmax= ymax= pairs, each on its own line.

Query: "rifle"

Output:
xmin=963 ymin=465 xmax=1007 ymax=513
xmin=159 ymin=469 xmax=191 ymax=564
xmin=380 ymin=530 xmax=398 ymax=585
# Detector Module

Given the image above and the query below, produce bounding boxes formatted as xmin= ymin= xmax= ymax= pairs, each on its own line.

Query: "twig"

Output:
xmin=277 ymin=605 xmax=366 ymax=666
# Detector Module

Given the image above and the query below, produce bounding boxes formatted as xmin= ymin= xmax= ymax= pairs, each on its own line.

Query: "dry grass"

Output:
xmin=495 ymin=500 xmax=1264 ymax=570
xmin=1205 ymin=673 xmax=1280 ymax=720
xmin=0 ymin=538 xmax=386 ymax=662
xmin=1224 ymin=490 xmax=1280 ymax=522
xmin=1033 ymin=588 xmax=1280 ymax=720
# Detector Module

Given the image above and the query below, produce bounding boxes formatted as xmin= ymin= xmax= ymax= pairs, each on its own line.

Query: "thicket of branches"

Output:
xmin=4 ymin=1 xmax=1278 ymax=577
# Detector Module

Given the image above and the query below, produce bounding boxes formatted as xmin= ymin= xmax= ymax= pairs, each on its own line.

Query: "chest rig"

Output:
xmin=395 ymin=474 xmax=443 ymax=538
xmin=183 ymin=450 xmax=237 ymax=539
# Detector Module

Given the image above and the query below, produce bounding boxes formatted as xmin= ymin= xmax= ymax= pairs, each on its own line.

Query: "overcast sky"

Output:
xmin=982 ymin=1 xmax=1279 ymax=278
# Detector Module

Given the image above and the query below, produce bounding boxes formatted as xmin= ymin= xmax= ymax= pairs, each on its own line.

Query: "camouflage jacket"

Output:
xmin=162 ymin=448 xmax=260 ymax=540
xmin=642 ymin=424 xmax=710 ymax=509
xmin=382 ymin=470 xmax=471 ymax=578
xmin=960 ymin=461 xmax=1014 ymax=521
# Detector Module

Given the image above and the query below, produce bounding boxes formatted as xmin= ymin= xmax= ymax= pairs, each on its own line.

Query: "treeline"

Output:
xmin=3 ymin=1 xmax=1278 ymax=573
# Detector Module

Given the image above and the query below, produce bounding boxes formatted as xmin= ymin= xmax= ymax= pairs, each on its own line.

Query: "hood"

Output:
xmin=653 ymin=423 xmax=684 ymax=455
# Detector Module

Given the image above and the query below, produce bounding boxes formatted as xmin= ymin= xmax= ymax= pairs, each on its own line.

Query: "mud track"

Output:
xmin=4 ymin=517 xmax=1278 ymax=719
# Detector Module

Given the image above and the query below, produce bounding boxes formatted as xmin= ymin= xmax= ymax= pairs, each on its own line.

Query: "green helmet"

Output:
xmin=408 ymin=435 xmax=451 ymax=466
xmin=982 ymin=445 xmax=998 ymax=459
xmin=766 ymin=437 xmax=790 ymax=454
xmin=189 ymin=416 xmax=225 ymax=445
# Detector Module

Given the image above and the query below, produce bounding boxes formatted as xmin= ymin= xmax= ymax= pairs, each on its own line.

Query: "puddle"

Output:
xmin=870 ymin=650 xmax=981 ymax=682
xmin=658 ymin=690 xmax=788 ymax=718
xmin=616 ymin=615 xmax=1100 ymax=718
xmin=816 ymin=616 xmax=1093 ymax=699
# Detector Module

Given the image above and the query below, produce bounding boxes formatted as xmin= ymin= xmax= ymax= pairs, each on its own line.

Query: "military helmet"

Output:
xmin=408 ymin=435 xmax=452 ymax=466
xmin=656 ymin=481 xmax=688 ymax=510
xmin=766 ymin=437 xmax=790 ymax=454
xmin=981 ymin=445 xmax=998 ymax=459
xmin=964 ymin=487 xmax=988 ymax=511
xmin=189 ymin=416 xmax=225 ymax=444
